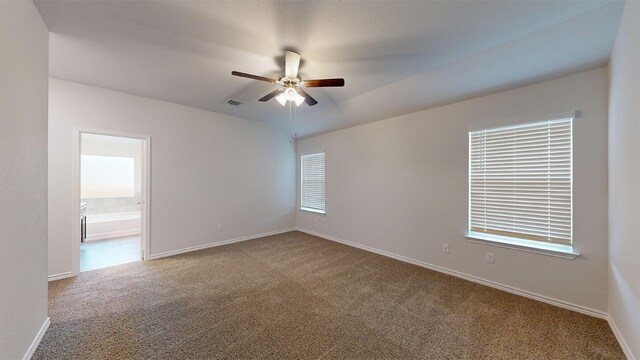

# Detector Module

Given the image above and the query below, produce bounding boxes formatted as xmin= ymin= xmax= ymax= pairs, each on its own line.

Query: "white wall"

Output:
xmin=297 ymin=67 xmax=609 ymax=314
xmin=608 ymin=1 xmax=640 ymax=358
xmin=0 ymin=1 xmax=49 ymax=358
xmin=49 ymin=79 xmax=296 ymax=277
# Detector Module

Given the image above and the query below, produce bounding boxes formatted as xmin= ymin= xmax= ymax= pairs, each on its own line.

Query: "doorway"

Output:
xmin=74 ymin=131 xmax=150 ymax=273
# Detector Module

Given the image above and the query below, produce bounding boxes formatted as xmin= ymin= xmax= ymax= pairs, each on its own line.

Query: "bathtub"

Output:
xmin=85 ymin=211 xmax=141 ymax=241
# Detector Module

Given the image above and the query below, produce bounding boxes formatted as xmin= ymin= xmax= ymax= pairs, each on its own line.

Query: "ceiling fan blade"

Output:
xmin=285 ymin=50 xmax=301 ymax=79
xmin=231 ymin=71 xmax=276 ymax=83
xmin=297 ymin=89 xmax=318 ymax=106
xmin=302 ymin=78 xmax=345 ymax=87
xmin=258 ymin=89 xmax=283 ymax=102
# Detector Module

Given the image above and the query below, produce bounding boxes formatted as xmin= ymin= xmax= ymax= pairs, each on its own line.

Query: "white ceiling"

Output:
xmin=35 ymin=0 xmax=624 ymax=138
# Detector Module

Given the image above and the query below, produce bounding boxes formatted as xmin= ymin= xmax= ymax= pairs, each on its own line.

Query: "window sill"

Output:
xmin=300 ymin=207 xmax=325 ymax=215
xmin=466 ymin=232 xmax=579 ymax=260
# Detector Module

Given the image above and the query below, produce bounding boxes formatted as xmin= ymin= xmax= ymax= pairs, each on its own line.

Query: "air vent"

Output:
xmin=226 ymin=99 xmax=243 ymax=106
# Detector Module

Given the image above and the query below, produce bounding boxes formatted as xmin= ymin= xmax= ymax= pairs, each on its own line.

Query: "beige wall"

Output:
xmin=297 ymin=67 xmax=609 ymax=314
xmin=48 ymin=79 xmax=296 ymax=277
xmin=0 ymin=1 xmax=50 ymax=358
xmin=608 ymin=1 xmax=640 ymax=358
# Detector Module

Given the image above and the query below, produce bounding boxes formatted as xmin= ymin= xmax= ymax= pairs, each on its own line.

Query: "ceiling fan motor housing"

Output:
xmin=278 ymin=77 xmax=301 ymax=87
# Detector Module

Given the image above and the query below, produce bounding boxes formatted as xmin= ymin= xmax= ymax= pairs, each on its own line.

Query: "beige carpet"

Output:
xmin=34 ymin=231 xmax=624 ymax=359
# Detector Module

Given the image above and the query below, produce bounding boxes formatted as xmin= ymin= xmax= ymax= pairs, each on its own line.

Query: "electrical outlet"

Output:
xmin=218 ymin=224 xmax=223 ymax=231
xmin=442 ymin=244 xmax=449 ymax=254
xmin=486 ymin=252 xmax=494 ymax=264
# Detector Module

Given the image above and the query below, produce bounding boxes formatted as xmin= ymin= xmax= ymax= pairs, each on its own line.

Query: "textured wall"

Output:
xmin=608 ymin=1 xmax=640 ymax=358
xmin=297 ymin=68 xmax=609 ymax=313
xmin=0 ymin=1 xmax=49 ymax=358
xmin=48 ymin=79 xmax=296 ymax=277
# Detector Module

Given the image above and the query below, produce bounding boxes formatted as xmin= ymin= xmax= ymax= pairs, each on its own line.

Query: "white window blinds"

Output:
xmin=301 ymin=153 xmax=326 ymax=213
xmin=469 ymin=117 xmax=573 ymax=245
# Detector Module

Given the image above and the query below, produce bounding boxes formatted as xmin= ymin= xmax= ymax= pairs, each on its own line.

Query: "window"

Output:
xmin=301 ymin=153 xmax=325 ymax=214
xmin=81 ymin=155 xmax=135 ymax=198
xmin=468 ymin=117 xmax=573 ymax=250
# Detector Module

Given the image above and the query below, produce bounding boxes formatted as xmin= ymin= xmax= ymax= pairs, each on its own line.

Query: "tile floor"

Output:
xmin=80 ymin=236 xmax=141 ymax=272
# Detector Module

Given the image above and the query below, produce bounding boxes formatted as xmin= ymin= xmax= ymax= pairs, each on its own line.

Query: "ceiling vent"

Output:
xmin=226 ymin=99 xmax=243 ymax=106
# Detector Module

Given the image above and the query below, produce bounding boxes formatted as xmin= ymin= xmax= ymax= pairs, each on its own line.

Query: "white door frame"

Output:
xmin=71 ymin=127 xmax=151 ymax=276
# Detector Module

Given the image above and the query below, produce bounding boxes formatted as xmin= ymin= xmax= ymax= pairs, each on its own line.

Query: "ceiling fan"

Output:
xmin=231 ymin=50 xmax=345 ymax=107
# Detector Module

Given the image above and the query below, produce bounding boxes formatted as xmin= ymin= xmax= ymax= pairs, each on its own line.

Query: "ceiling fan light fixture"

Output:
xmin=284 ymin=87 xmax=297 ymax=101
xmin=275 ymin=93 xmax=287 ymax=106
xmin=276 ymin=88 xmax=305 ymax=107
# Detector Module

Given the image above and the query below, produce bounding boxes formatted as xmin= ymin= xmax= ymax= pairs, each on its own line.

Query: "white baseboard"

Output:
xmin=85 ymin=229 xmax=140 ymax=242
xmin=608 ymin=317 xmax=636 ymax=360
xmin=295 ymin=227 xmax=608 ymax=320
xmin=23 ymin=317 xmax=50 ymax=360
xmin=48 ymin=271 xmax=73 ymax=282
xmin=148 ymin=228 xmax=296 ymax=260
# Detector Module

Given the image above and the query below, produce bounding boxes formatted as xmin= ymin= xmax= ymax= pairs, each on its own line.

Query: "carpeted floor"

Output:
xmin=34 ymin=231 xmax=624 ymax=359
